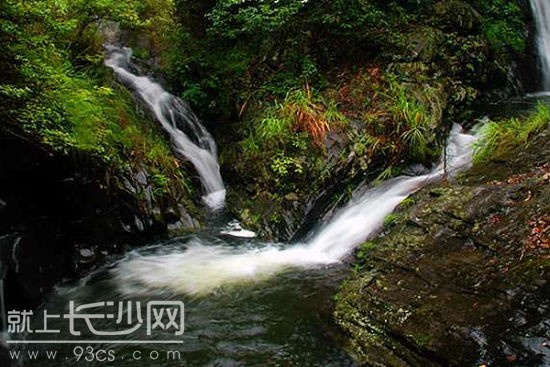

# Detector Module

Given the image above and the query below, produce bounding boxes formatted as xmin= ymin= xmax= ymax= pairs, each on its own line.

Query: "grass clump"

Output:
xmin=474 ymin=103 xmax=550 ymax=163
xmin=245 ymin=85 xmax=348 ymax=151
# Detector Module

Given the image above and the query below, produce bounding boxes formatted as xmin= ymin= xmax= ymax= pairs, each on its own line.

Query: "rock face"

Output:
xmin=335 ymin=131 xmax=549 ymax=366
xmin=0 ymin=127 xmax=200 ymax=315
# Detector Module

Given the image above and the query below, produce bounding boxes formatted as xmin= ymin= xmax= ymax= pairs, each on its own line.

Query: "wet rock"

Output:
xmin=77 ymin=246 xmax=96 ymax=264
xmin=435 ymin=0 xmax=482 ymax=32
xmin=335 ymin=133 xmax=550 ymax=366
xmin=0 ymin=126 xmax=200 ymax=312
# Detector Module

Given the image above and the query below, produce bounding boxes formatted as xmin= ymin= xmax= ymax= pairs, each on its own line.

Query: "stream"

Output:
xmin=19 ymin=234 xmax=356 ymax=366
xmin=1 ymin=2 xmax=549 ymax=366
xmin=4 ymin=45 xmax=485 ymax=366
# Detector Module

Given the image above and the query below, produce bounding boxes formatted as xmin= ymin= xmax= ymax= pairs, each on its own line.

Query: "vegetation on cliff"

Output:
xmin=167 ymin=0 xmax=529 ymax=238
xmin=1 ymin=0 xmax=532 ymax=239
xmin=0 ymin=0 xmax=197 ymax=219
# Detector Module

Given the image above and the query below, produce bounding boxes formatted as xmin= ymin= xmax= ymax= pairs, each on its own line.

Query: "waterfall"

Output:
xmin=114 ymin=125 xmax=478 ymax=296
xmin=104 ymin=46 xmax=226 ymax=210
xmin=531 ymin=0 xmax=550 ymax=90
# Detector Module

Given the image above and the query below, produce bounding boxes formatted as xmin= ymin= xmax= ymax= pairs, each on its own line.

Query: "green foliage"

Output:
xmin=376 ymin=166 xmax=399 ymax=182
xmin=385 ymin=79 xmax=433 ymax=160
xmin=270 ymin=154 xmax=304 ymax=178
xmin=476 ymin=0 xmax=526 ymax=53
xmin=241 ymin=86 xmax=347 ymax=153
xmin=206 ymin=0 xmax=305 ymax=39
xmin=474 ymin=104 xmax=550 ymax=163
xmin=169 ymin=0 xmax=528 ymax=238
xmin=169 ymin=0 xmax=526 ymax=125
xmin=383 ymin=213 xmax=399 ymax=229
xmin=257 ymin=112 xmax=293 ymax=144
xmin=484 ymin=20 xmax=525 ymax=53
xmin=150 ymin=173 xmax=170 ymax=196
xmin=0 ymin=0 xmax=192 ymax=201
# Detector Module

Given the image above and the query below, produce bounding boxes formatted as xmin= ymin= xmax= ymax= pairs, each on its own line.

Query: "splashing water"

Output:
xmin=105 ymin=46 xmax=226 ymax=209
xmin=531 ymin=0 xmax=550 ymax=91
xmin=114 ymin=125 xmax=477 ymax=296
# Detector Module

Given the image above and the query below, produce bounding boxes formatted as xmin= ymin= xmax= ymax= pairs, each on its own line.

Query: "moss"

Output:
xmin=383 ymin=213 xmax=400 ymax=229
xmin=335 ymin=131 xmax=550 ymax=365
xmin=435 ymin=0 xmax=482 ymax=31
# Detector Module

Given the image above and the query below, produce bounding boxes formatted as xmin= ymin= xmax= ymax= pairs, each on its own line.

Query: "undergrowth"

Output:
xmin=474 ymin=103 xmax=550 ymax=163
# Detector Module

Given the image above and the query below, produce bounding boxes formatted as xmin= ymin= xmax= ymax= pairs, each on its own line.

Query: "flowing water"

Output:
xmin=2 ymin=8 xmax=548 ymax=364
xmin=10 ymin=124 xmax=479 ymax=366
xmin=114 ymin=125 xmax=476 ymax=296
xmin=531 ymin=0 xmax=550 ymax=91
xmin=104 ymin=46 xmax=226 ymax=209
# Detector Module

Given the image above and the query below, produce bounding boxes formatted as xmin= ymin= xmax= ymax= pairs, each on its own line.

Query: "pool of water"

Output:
xmin=13 ymin=234 xmax=357 ymax=366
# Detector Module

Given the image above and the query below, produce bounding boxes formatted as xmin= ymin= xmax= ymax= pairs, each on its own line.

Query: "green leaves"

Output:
xmin=270 ymin=153 xmax=303 ymax=178
xmin=0 ymin=0 xmax=197 ymax=203
xmin=206 ymin=0 xmax=305 ymax=39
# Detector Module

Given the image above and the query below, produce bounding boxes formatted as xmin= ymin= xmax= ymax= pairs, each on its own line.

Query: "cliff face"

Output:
xmin=0 ymin=126 xmax=200 ymax=313
xmin=0 ymin=0 xmax=203 ymax=313
xmin=334 ymin=130 xmax=550 ymax=366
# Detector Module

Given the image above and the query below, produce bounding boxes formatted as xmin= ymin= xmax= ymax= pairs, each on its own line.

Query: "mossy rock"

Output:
xmin=335 ymin=134 xmax=550 ymax=366
xmin=403 ymin=26 xmax=446 ymax=63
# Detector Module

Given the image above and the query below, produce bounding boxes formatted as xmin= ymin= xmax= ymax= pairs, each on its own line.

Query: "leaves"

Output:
xmin=0 ymin=0 xmax=194 ymax=201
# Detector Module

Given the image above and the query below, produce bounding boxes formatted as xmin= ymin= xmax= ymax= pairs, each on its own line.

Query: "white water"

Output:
xmin=114 ymin=125 xmax=477 ymax=296
xmin=531 ymin=0 xmax=550 ymax=90
xmin=105 ymin=46 xmax=226 ymax=209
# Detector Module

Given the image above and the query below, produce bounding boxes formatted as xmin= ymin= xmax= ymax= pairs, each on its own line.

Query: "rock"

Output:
xmin=335 ymin=132 xmax=550 ymax=366
xmin=0 ymin=126 xmax=201 ymax=312
xmin=78 ymin=247 xmax=96 ymax=263
xmin=284 ymin=192 xmax=299 ymax=201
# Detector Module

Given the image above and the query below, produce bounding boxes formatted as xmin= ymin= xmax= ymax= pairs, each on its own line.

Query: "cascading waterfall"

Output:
xmin=531 ymin=0 xmax=550 ymax=90
xmin=104 ymin=46 xmax=226 ymax=209
xmin=114 ymin=124 xmax=478 ymax=296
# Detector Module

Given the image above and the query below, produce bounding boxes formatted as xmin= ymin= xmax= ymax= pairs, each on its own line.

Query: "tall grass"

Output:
xmin=244 ymin=84 xmax=348 ymax=151
xmin=474 ymin=103 xmax=550 ymax=163
xmin=384 ymin=78 xmax=442 ymax=160
xmin=279 ymin=86 xmax=331 ymax=146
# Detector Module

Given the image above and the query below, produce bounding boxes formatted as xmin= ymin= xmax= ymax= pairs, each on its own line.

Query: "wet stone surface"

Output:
xmin=335 ymin=131 xmax=550 ymax=366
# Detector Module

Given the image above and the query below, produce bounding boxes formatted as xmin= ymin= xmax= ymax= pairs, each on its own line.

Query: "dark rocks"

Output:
xmin=0 ymin=126 xmax=200 ymax=314
xmin=335 ymin=133 xmax=550 ymax=366
xmin=435 ymin=0 xmax=482 ymax=32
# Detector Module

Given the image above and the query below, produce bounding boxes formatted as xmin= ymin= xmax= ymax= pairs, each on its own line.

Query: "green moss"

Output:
xmin=383 ymin=213 xmax=400 ymax=229
xmin=335 ymin=134 xmax=550 ymax=364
